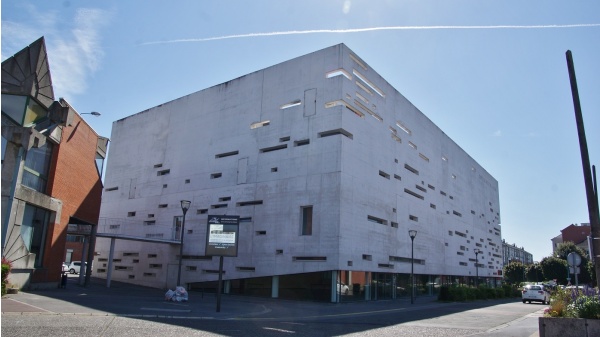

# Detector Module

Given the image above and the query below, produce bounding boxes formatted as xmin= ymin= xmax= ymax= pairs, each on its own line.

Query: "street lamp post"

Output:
xmin=177 ymin=200 xmax=191 ymax=287
xmin=409 ymin=230 xmax=417 ymax=304
xmin=474 ymin=249 xmax=480 ymax=287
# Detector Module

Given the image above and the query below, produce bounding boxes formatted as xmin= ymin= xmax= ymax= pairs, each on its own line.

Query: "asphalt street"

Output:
xmin=2 ymin=275 xmax=545 ymax=336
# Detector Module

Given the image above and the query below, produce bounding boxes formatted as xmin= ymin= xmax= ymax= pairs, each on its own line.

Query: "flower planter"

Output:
xmin=539 ymin=317 xmax=600 ymax=337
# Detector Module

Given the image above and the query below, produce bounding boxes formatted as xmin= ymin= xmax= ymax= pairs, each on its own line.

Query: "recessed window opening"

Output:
xmin=236 ymin=266 xmax=256 ymax=271
xmin=391 ymin=221 xmax=399 ymax=228
xmin=440 ymin=191 xmax=447 ymax=196
xmin=280 ymin=100 xmax=302 ymax=109
xmin=428 ymin=184 xmax=435 ymax=190
xmin=211 ymin=172 xmax=222 ymax=179
xmin=419 ymin=153 xmax=429 ymax=162
xmin=301 ymin=206 xmax=313 ymax=235
xmin=356 ymin=92 xmax=369 ymax=104
xmin=453 ymin=210 xmax=462 ymax=217
xmin=157 ymin=169 xmax=170 ymax=176
xmin=404 ymin=164 xmax=419 ymax=175
xmin=318 ymin=128 xmax=354 ymax=139
xmin=154 ymin=164 xmax=163 ymax=168
xmin=355 ymin=81 xmax=373 ymax=96
xmin=396 ymin=121 xmax=412 ymax=135
xmin=259 ymin=144 xmax=287 ymax=153
xmin=158 ymin=204 xmax=167 ymax=208
xmin=391 ymin=134 xmax=402 ymax=142
xmin=325 ymin=68 xmax=352 ymax=80
xmin=148 ymin=254 xmax=157 ymax=258
xmin=237 ymin=200 xmax=263 ymax=206
xmin=240 ymin=217 xmax=252 ymax=222
xmin=256 ymin=231 xmax=267 ymax=235
xmin=416 ymin=185 xmax=427 ymax=192
xmin=394 ymin=174 xmax=401 ymax=181
xmin=250 ymin=120 xmax=270 ymax=129
xmin=219 ymin=197 xmax=231 ymax=202
xmin=215 ymin=151 xmax=239 ymax=158
xmin=367 ymin=215 xmax=387 ymax=225
xmin=404 ymin=189 xmax=424 ymax=200
xmin=409 ymin=215 xmax=418 ymax=222
xmin=349 ymin=54 xmax=367 ymax=70
xmin=293 ymin=256 xmax=327 ymax=261
xmin=280 ymin=136 xmax=290 ymax=142
xmin=362 ymin=254 xmax=372 ymax=261
xmin=271 ymin=167 xmax=278 ymax=172
xmin=109 ymin=225 xmax=120 ymax=229
xmin=294 ymin=139 xmax=310 ymax=146
xmin=211 ymin=204 xmax=227 ymax=209
xmin=186 ymin=266 xmax=197 ymax=271
xmin=276 ymin=249 xmax=283 ymax=255
xmin=185 ymin=179 xmax=190 ymax=184
xmin=127 ymin=212 xmax=136 ymax=217
xmin=408 ymin=142 xmax=417 ymax=150
xmin=105 ymin=186 xmax=118 ymax=191
xmin=353 ymin=69 xmax=385 ymax=98
xmin=379 ymin=170 xmax=390 ymax=179
xmin=144 ymin=221 xmax=155 ymax=226
xmin=378 ymin=263 xmax=394 ymax=269
xmin=163 ymin=184 xmax=167 ymax=188
xmin=197 ymin=209 xmax=208 ymax=214
xmin=452 ymin=174 xmax=457 ymax=179
xmin=354 ymin=100 xmax=382 ymax=121
xmin=325 ymin=100 xmax=365 ymax=118
xmin=430 ymin=203 xmax=436 ymax=209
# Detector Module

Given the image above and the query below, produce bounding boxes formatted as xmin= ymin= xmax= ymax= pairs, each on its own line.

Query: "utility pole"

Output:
xmin=566 ymin=50 xmax=600 ymax=287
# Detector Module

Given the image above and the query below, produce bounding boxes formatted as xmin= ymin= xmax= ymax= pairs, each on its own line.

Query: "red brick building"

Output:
xmin=1 ymin=37 xmax=107 ymax=289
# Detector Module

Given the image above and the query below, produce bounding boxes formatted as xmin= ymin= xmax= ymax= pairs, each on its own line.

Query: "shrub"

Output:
xmin=1 ymin=257 xmax=12 ymax=296
xmin=546 ymin=286 xmax=600 ymax=319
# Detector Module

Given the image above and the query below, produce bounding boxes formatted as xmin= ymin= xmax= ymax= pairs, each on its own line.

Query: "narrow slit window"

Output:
xmin=259 ymin=144 xmax=287 ymax=153
xmin=237 ymin=200 xmax=263 ymax=206
xmin=301 ymin=206 xmax=313 ymax=235
xmin=352 ymin=69 xmax=385 ymax=98
xmin=379 ymin=170 xmax=390 ymax=179
xmin=211 ymin=172 xmax=222 ymax=179
xmin=280 ymin=100 xmax=302 ymax=109
xmin=404 ymin=189 xmax=424 ymax=200
xmin=367 ymin=215 xmax=387 ymax=225
xmin=404 ymin=164 xmax=419 ymax=175
xmin=250 ymin=120 xmax=270 ymax=129
xmin=396 ymin=121 xmax=412 ymax=135
xmin=325 ymin=68 xmax=352 ymax=80
xmin=324 ymin=100 xmax=364 ymax=118
xmin=318 ymin=128 xmax=353 ymax=139
xmin=294 ymin=139 xmax=310 ymax=146
xmin=215 ymin=151 xmax=239 ymax=158
xmin=157 ymin=169 xmax=170 ymax=176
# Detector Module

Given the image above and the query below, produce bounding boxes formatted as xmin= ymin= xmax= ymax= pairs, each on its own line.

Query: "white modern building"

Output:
xmin=95 ymin=44 xmax=502 ymax=302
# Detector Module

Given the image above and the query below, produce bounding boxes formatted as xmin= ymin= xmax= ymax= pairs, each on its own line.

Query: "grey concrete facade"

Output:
xmin=95 ymin=44 xmax=502 ymax=291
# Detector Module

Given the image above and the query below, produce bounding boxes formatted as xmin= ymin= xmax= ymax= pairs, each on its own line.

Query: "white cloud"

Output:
xmin=1 ymin=6 xmax=111 ymax=99
xmin=493 ymin=130 xmax=502 ymax=137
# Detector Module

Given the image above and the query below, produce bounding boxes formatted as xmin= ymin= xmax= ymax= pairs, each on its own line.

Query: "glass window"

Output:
xmin=173 ymin=216 xmax=183 ymax=240
xmin=95 ymin=152 xmax=105 ymax=177
xmin=22 ymin=142 xmax=53 ymax=193
xmin=301 ymin=206 xmax=313 ymax=235
xmin=1 ymin=94 xmax=28 ymax=124
xmin=21 ymin=204 xmax=51 ymax=267
xmin=23 ymin=98 xmax=47 ymax=126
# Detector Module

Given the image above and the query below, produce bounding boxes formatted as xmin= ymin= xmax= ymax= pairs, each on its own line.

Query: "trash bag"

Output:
xmin=174 ymin=286 xmax=188 ymax=302
xmin=164 ymin=289 xmax=175 ymax=301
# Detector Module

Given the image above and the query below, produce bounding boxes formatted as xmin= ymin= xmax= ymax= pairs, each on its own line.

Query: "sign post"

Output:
xmin=205 ymin=215 xmax=239 ymax=312
xmin=567 ymin=252 xmax=582 ymax=288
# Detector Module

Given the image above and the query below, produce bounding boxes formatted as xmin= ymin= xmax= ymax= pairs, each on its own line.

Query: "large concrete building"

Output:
xmin=95 ymin=44 xmax=502 ymax=301
xmin=2 ymin=37 xmax=107 ymax=289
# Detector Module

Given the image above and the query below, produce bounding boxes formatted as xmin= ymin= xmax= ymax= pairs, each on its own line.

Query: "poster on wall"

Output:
xmin=205 ymin=215 xmax=239 ymax=257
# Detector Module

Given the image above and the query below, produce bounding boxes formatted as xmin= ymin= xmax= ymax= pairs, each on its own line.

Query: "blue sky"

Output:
xmin=2 ymin=0 xmax=599 ymax=263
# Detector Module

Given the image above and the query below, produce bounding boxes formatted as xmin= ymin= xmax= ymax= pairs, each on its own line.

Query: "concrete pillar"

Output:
xmin=106 ymin=238 xmax=115 ymax=288
xmin=271 ymin=275 xmax=279 ymax=298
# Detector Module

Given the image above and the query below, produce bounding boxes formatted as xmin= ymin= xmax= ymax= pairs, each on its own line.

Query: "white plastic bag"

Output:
xmin=164 ymin=289 xmax=175 ymax=301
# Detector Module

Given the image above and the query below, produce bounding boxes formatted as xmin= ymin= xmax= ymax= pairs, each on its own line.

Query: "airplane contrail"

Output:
xmin=140 ymin=23 xmax=600 ymax=45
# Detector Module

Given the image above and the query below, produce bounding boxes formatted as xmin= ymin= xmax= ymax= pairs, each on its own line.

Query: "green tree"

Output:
xmin=540 ymin=256 xmax=568 ymax=285
xmin=503 ymin=261 xmax=526 ymax=284
xmin=554 ymin=242 xmax=592 ymax=284
xmin=526 ymin=262 xmax=543 ymax=282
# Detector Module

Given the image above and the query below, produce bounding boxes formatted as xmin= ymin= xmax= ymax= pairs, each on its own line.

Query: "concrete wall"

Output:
xmin=96 ymin=44 xmax=502 ymax=288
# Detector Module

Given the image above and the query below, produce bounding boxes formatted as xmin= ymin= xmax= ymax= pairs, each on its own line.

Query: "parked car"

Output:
xmin=62 ymin=262 xmax=69 ymax=273
xmin=522 ymin=284 xmax=549 ymax=304
xmin=68 ymin=261 xmax=87 ymax=274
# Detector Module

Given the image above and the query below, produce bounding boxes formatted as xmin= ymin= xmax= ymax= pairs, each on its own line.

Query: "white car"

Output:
xmin=68 ymin=261 xmax=87 ymax=274
xmin=522 ymin=284 xmax=549 ymax=304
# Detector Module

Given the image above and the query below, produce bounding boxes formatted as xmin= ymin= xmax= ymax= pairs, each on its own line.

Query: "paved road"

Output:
xmin=2 ymin=276 xmax=545 ymax=336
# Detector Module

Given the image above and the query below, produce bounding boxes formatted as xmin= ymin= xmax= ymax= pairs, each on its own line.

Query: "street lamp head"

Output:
xmin=81 ymin=111 xmax=101 ymax=116
xmin=181 ymin=200 xmax=191 ymax=213
xmin=408 ymin=229 xmax=417 ymax=240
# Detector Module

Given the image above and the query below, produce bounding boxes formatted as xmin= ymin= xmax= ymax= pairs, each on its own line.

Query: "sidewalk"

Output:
xmin=2 ymin=276 xmax=442 ymax=320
